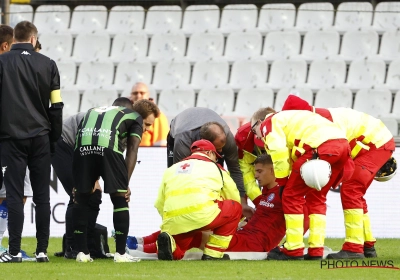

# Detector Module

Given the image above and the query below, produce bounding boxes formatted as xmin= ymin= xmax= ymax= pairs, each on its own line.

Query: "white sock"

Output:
xmin=137 ymin=237 xmax=144 ymax=245
xmin=137 ymin=244 xmax=144 ymax=252
xmin=0 ymin=214 xmax=7 ymax=247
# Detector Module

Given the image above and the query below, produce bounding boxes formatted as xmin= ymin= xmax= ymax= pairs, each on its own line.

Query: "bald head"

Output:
xmin=199 ymin=122 xmax=226 ymax=152
xmin=130 ymin=82 xmax=150 ymax=103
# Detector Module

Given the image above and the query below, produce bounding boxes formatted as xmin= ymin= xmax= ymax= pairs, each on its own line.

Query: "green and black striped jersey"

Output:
xmin=75 ymin=106 xmax=143 ymax=154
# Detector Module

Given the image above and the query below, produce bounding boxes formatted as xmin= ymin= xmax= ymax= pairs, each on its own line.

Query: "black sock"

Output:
xmin=73 ymin=192 xmax=91 ymax=254
xmin=111 ymin=196 xmax=129 ymax=255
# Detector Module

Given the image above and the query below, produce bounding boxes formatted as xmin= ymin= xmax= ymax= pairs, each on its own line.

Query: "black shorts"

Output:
xmin=73 ymin=146 xmax=128 ymax=194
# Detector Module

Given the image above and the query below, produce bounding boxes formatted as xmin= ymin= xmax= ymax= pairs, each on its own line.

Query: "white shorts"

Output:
xmin=0 ymin=168 xmax=33 ymax=198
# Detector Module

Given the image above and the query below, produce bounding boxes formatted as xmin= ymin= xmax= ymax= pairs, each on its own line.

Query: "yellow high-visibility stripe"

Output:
xmin=351 ymin=141 xmax=370 ymax=159
xmin=308 ymin=214 xmax=326 ymax=248
xmin=284 ymin=214 xmax=304 ymax=250
xmin=165 ymin=187 xmax=205 ymax=199
xmin=363 ymin=213 xmax=376 ymax=243
xmin=208 ymin=234 xmax=232 ymax=249
xmin=50 ymin=89 xmax=62 ymax=103
xmin=344 ymin=209 xmax=364 ymax=245
xmin=203 ymin=247 xmax=223 ymax=258
xmin=163 ymin=201 xmax=215 ymax=219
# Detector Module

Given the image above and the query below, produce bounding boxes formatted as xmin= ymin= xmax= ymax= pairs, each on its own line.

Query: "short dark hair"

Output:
xmin=0 ymin=25 xmax=13 ymax=45
xmin=254 ymin=154 xmax=273 ymax=165
xmin=252 ymin=107 xmax=276 ymax=123
xmin=113 ymin=97 xmax=133 ymax=109
xmin=132 ymin=99 xmax=160 ymax=119
xmin=199 ymin=122 xmax=226 ymax=142
xmin=14 ymin=21 xmax=38 ymax=42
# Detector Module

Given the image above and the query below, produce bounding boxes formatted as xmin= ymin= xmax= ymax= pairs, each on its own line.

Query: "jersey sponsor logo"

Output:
xmin=176 ymin=163 xmax=193 ymax=174
xmin=267 ymin=193 xmax=275 ymax=202
xmin=21 ymin=51 xmax=31 ymax=55
xmin=80 ymin=127 xmax=113 ymax=140
xmin=1 ymin=166 xmax=6 ymax=177
xmin=79 ymin=145 xmax=105 ymax=156
xmin=259 ymin=199 xmax=274 ymax=208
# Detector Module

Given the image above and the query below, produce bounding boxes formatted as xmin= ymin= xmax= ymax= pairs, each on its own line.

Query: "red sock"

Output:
xmin=144 ymin=243 xmax=157 ymax=253
xmin=143 ymin=230 xmax=161 ymax=244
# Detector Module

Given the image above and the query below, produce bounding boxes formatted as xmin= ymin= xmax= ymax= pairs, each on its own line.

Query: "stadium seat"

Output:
xmin=331 ymin=2 xmax=373 ymax=34
xmin=39 ymin=33 xmax=73 ymax=61
xmin=114 ymin=60 xmax=152 ymax=92
xmin=257 ymin=3 xmax=296 ymax=34
xmin=219 ymin=4 xmax=258 ymax=34
xmin=109 ymin=32 xmax=148 ymax=63
xmin=372 ymin=2 xmax=400 ymax=34
xmin=181 ymin=5 xmax=220 ymax=35
xmin=144 ymin=5 xmax=182 ymax=35
xmin=262 ymin=31 xmax=301 ymax=62
xmin=62 ymin=89 xmax=80 ymax=118
xmin=69 ymin=5 xmax=107 ymax=35
xmin=233 ymin=88 xmax=275 ymax=119
xmin=72 ymin=33 xmax=110 ymax=63
xmin=314 ymin=88 xmax=353 ymax=108
xmin=224 ymin=31 xmax=263 ymax=62
xmin=229 ymin=59 xmax=268 ymax=91
xmin=57 ymin=61 xmax=77 ymax=89
xmin=392 ymin=91 xmax=400 ymax=120
xmin=353 ymin=89 xmax=392 ymax=118
xmin=186 ymin=32 xmax=224 ymax=63
xmin=10 ymin=4 xmax=33 ymax=28
xmin=191 ymin=60 xmax=230 ymax=91
xmin=75 ymin=60 xmax=114 ymax=90
xmin=332 ymin=30 xmax=379 ymax=63
xmin=369 ymin=31 xmax=400 ymax=64
xmin=152 ymin=59 xmax=191 ymax=91
xmin=294 ymin=2 xmax=334 ymax=34
xmin=379 ymin=59 xmax=400 ymax=92
xmin=148 ymin=32 xmax=186 ymax=62
xmin=380 ymin=118 xmax=399 ymax=136
xmin=274 ymin=88 xmax=313 ymax=111
xmin=304 ymin=59 xmax=347 ymax=91
xmin=266 ymin=59 xmax=308 ymax=91
xmin=106 ymin=6 xmax=145 ymax=36
xmin=344 ymin=59 xmax=386 ymax=91
xmin=294 ymin=30 xmax=340 ymax=62
xmin=158 ymin=89 xmax=196 ymax=118
xmin=197 ymin=88 xmax=235 ymax=115
xmin=80 ymin=89 xmax=119 ymax=112
xmin=34 ymin=5 xmax=70 ymax=34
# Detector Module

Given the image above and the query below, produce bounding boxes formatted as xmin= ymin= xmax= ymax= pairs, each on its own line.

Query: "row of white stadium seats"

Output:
xmin=5 ymin=2 xmax=400 ymax=35
xmin=58 ymin=59 xmax=400 ymax=93
xmin=39 ymin=29 xmax=400 ymax=64
xmin=64 ymin=88 xmax=400 ymax=135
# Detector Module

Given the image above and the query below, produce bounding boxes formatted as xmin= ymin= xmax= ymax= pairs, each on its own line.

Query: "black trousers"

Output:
xmin=1 ymin=135 xmax=50 ymax=255
xmin=51 ymin=138 xmax=101 ymax=252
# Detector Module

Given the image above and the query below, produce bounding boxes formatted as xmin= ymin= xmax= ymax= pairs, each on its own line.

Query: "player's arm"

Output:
xmin=224 ymin=133 xmax=246 ymax=197
xmin=126 ymin=121 xmax=143 ymax=181
xmin=48 ymin=60 xmax=64 ymax=142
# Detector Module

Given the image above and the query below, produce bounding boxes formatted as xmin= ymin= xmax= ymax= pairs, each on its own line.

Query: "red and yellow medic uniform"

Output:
xmin=282 ymin=95 xmax=395 ymax=254
xmin=259 ymin=110 xmax=353 ymax=258
xmin=140 ymin=111 xmax=169 ymax=146
xmin=154 ymin=152 xmax=242 ymax=259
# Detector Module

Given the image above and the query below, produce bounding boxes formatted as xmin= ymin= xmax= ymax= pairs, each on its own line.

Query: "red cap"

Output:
xmin=191 ymin=139 xmax=222 ymax=158
xmin=282 ymin=94 xmax=312 ymax=111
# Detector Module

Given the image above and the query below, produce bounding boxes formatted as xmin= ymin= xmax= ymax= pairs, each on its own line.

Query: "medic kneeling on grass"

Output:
xmin=250 ymin=108 xmax=354 ymax=261
xmin=155 ymin=139 xmax=242 ymax=261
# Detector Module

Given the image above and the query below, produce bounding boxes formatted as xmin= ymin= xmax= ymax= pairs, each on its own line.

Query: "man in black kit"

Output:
xmin=0 ymin=21 xmax=63 ymax=263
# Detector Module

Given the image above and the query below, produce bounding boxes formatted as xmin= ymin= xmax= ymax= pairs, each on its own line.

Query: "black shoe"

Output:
xmin=326 ymin=250 xmax=364 ymax=260
xmin=0 ymin=252 xmax=22 ymax=263
xmin=267 ymin=250 xmax=304 ymax=261
xmin=64 ymin=249 xmax=78 ymax=259
xmin=35 ymin=252 xmax=49 ymax=262
xmin=364 ymin=246 xmax=377 ymax=258
xmin=157 ymin=232 xmax=173 ymax=261
xmin=54 ymin=251 xmax=64 ymax=257
xmin=201 ymin=254 xmax=230 ymax=260
xmin=304 ymin=254 xmax=322 ymax=260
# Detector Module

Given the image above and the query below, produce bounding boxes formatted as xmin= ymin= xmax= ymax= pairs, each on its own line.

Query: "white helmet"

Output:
xmin=300 ymin=159 xmax=332 ymax=191
xmin=374 ymin=157 xmax=397 ymax=182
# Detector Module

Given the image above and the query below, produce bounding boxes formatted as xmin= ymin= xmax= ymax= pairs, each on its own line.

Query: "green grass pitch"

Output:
xmin=2 ymin=237 xmax=400 ymax=279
